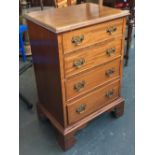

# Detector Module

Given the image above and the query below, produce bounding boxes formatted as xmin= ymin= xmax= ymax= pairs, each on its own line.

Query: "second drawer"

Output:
xmin=65 ymin=58 xmax=121 ymax=101
xmin=64 ymin=38 xmax=122 ymax=78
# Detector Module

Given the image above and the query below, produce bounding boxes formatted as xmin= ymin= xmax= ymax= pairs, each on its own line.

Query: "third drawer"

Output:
xmin=65 ymin=58 xmax=121 ymax=101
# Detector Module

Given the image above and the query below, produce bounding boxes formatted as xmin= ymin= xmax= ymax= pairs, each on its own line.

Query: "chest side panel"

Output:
xmin=27 ymin=21 xmax=64 ymax=126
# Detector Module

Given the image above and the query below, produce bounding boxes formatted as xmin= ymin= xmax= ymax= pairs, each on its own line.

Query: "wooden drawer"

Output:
xmin=64 ymin=38 xmax=122 ymax=77
xmin=63 ymin=18 xmax=123 ymax=54
xmin=67 ymin=80 xmax=120 ymax=124
xmin=65 ymin=58 xmax=120 ymax=101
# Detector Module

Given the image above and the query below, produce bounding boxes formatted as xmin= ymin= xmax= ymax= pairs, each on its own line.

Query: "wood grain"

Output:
xmin=65 ymin=58 xmax=121 ymax=101
xmin=37 ymin=96 xmax=125 ymax=135
xmin=57 ymin=35 xmax=68 ymax=127
xmin=64 ymin=37 xmax=122 ymax=77
xmin=58 ymin=130 xmax=76 ymax=151
xmin=67 ymin=80 xmax=120 ymax=124
xmin=63 ymin=18 xmax=123 ymax=53
xmin=25 ymin=3 xmax=128 ymax=149
xmin=24 ymin=3 xmax=129 ymax=33
xmin=27 ymin=21 xmax=65 ymax=126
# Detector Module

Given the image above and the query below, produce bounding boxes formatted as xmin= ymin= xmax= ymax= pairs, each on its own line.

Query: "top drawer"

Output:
xmin=63 ymin=18 xmax=124 ymax=54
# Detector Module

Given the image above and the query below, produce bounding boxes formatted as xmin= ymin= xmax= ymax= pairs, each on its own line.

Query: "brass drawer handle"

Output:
xmin=72 ymin=35 xmax=84 ymax=46
xmin=73 ymin=58 xmax=85 ymax=68
xmin=76 ymin=104 xmax=86 ymax=114
xmin=106 ymin=48 xmax=116 ymax=56
xmin=74 ymin=81 xmax=85 ymax=92
xmin=106 ymin=26 xmax=117 ymax=35
xmin=106 ymin=68 xmax=115 ymax=77
xmin=106 ymin=89 xmax=114 ymax=98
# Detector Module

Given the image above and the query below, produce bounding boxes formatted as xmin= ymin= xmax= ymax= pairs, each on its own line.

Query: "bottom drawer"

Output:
xmin=67 ymin=80 xmax=120 ymax=124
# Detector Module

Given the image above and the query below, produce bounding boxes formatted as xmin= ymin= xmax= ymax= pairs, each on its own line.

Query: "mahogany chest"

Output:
xmin=25 ymin=3 xmax=129 ymax=150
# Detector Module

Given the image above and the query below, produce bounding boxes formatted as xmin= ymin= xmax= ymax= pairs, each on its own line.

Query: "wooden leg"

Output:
xmin=112 ymin=101 xmax=124 ymax=118
xmin=58 ymin=132 xmax=76 ymax=151
xmin=37 ymin=103 xmax=47 ymax=121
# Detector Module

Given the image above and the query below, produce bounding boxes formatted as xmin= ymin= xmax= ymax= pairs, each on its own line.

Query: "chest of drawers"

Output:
xmin=25 ymin=3 xmax=129 ymax=150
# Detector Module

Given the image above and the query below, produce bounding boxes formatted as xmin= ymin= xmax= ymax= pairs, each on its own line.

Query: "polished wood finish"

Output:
xmin=62 ymin=18 xmax=123 ymax=53
xmin=58 ymin=131 xmax=76 ymax=150
xmin=112 ymin=100 xmax=124 ymax=118
xmin=24 ymin=3 xmax=129 ymax=33
xmin=25 ymin=3 xmax=128 ymax=151
xmin=37 ymin=95 xmax=125 ymax=134
xmin=64 ymin=38 xmax=122 ymax=77
xmin=67 ymin=80 xmax=120 ymax=124
xmin=27 ymin=21 xmax=65 ymax=126
xmin=65 ymin=58 xmax=121 ymax=101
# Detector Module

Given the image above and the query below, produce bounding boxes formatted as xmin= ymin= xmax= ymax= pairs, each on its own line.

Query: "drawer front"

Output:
xmin=67 ymin=80 xmax=120 ymax=124
xmin=64 ymin=38 xmax=122 ymax=77
xmin=63 ymin=18 xmax=123 ymax=54
xmin=66 ymin=58 xmax=120 ymax=101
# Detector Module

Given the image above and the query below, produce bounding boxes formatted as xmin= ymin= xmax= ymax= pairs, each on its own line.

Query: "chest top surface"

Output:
xmin=24 ymin=3 xmax=129 ymax=33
